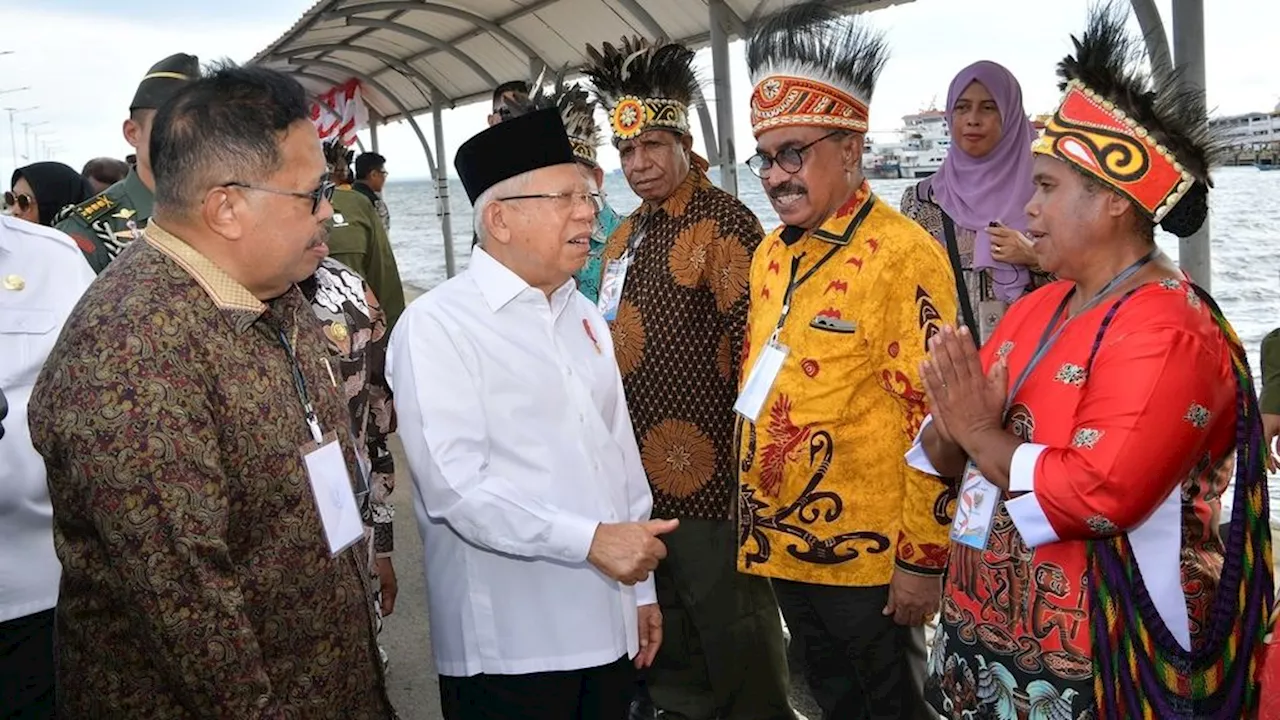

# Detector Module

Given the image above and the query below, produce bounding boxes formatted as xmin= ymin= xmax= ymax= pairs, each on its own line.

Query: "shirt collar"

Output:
xmin=780 ymin=180 xmax=876 ymax=247
xmin=144 ymin=221 xmax=268 ymax=332
xmin=469 ymin=247 xmax=577 ymax=314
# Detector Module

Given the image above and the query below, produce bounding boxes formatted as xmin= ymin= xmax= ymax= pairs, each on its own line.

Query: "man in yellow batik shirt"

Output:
xmin=736 ymin=5 xmax=958 ymax=720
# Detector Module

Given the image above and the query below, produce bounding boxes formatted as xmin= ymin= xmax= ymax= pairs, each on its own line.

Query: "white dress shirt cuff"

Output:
xmin=636 ymin=577 xmax=657 ymax=607
xmin=1007 ymin=443 xmax=1048 ymax=492
xmin=1004 ymin=493 xmax=1060 ymax=548
xmin=905 ymin=416 xmax=942 ymax=476
xmin=552 ymin=516 xmax=600 ymax=564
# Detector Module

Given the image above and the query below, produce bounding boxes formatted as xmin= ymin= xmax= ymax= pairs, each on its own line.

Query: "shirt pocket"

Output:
xmin=783 ymin=316 xmax=874 ymax=430
xmin=0 ymin=307 xmax=58 ymax=388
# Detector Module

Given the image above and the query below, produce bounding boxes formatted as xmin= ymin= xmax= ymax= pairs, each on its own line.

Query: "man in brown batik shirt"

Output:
xmin=28 ymin=63 xmax=392 ymax=718
xmin=585 ymin=37 xmax=794 ymax=720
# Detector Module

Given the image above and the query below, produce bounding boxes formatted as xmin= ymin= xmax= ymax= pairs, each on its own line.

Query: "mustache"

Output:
xmin=307 ymin=226 xmax=330 ymax=249
xmin=768 ymin=182 xmax=807 ymax=199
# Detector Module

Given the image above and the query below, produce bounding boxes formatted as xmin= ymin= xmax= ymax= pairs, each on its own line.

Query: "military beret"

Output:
xmin=130 ymin=53 xmax=200 ymax=111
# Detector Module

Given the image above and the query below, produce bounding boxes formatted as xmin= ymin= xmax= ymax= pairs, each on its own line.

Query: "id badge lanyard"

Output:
xmin=277 ymin=325 xmax=325 ymax=445
xmin=1002 ymin=249 xmax=1158 ymax=413
xmin=277 ymin=323 xmax=372 ymax=503
xmin=948 ymin=249 xmax=1156 ymax=551
xmin=733 ymin=241 xmax=843 ymax=422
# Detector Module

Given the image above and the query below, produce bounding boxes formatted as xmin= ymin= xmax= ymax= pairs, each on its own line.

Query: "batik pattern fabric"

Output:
xmin=299 ymin=257 xmax=396 ymax=558
xmin=899 ymin=187 xmax=1053 ymax=345
xmin=27 ymin=224 xmax=393 ymax=719
xmin=926 ymin=279 xmax=1272 ymax=719
xmin=575 ymin=201 xmax=622 ymax=304
xmin=599 ymin=157 xmax=764 ymax=521
xmin=736 ymin=182 xmax=958 ymax=587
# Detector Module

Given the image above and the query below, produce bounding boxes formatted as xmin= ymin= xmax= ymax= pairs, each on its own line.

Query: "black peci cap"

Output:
xmin=454 ymin=108 xmax=575 ymax=205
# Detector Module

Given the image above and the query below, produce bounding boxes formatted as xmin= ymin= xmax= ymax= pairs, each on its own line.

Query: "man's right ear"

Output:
xmin=123 ymin=118 xmax=142 ymax=151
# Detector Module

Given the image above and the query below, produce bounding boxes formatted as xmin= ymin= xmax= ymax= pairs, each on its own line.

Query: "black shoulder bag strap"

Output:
xmin=920 ymin=184 xmax=980 ymax=341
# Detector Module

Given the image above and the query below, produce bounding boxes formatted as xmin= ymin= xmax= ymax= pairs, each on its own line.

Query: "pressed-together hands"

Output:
xmin=920 ymin=326 xmax=1007 ymax=452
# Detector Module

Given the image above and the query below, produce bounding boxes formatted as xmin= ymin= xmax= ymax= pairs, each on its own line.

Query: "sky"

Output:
xmin=3 ymin=0 xmax=1275 ymax=184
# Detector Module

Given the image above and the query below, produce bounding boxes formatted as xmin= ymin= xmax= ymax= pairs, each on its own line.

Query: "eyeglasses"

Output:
xmin=224 ymin=180 xmax=336 ymax=215
xmin=746 ymin=130 xmax=846 ymax=178
xmin=497 ymin=191 xmax=604 ymax=215
xmin=3 ymin=191 xmax=32 ymax=214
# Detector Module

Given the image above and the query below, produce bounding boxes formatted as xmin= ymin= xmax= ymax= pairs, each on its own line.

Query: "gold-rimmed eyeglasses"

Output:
xmin=497 ymin=191 xmax=604 ymax=215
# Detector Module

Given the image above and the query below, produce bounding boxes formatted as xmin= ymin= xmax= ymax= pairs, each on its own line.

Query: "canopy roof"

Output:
xmin=252 ymin=0 xmax=913 ymax=122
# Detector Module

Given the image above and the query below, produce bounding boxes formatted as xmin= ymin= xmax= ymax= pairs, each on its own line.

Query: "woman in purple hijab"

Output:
xmin=900 ymin=61 xmax=1050 ymax=344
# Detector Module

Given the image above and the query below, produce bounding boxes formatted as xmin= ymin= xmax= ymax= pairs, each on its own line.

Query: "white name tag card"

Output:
xmin=950 ymin=462 xmax=1000 ymax=550
xmin=302 ymin=439 xmax=365 ymax=556
xmin=598 ymin=257 xmax=630 ymax=322
xmin=733 ymin=340 xmax=789 ymax=423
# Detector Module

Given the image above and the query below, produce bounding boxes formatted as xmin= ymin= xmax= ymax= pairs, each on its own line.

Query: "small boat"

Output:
xmin=1256 ymin=161 xmax=1278 ymax=171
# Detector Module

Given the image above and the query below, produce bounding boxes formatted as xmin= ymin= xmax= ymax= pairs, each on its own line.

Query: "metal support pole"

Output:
xmin=1129 ymin=0 xmax=1174 ymax=85
xmin=709 ymin=0 xmax=738 ymax=197
xmin=432 ymin=95 xmax=457 ymax=278
xmin=369 ymin=121 xmax=380 ymax=153
xmin=1172 ymin=0 xmax=1209 ymax=290
xmin=693 ymin=89 xmax=720 ymax=166
xmin=6 ymin=109 xmax=16 ymax=170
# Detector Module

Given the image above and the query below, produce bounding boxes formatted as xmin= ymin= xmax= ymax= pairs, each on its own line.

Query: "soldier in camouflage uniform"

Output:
xmin=55 ymin=54 xmax=199 ymax=273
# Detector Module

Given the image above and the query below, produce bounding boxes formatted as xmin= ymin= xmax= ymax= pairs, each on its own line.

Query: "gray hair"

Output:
xmin=472 ymin=171 xmax=534 ymax=246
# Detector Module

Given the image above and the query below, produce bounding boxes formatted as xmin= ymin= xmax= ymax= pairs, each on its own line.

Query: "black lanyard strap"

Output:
xmin=1004 ymin=249 xmax=1158 ymax=414
xmin=276 ymin=324 xmax=325 ymax=444
xmin=773 ymin=244 xmax=843 ymax=337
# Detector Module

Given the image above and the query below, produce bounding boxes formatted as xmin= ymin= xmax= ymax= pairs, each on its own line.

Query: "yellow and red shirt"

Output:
xmin=737 ymin=183 xmax=958 ymax=586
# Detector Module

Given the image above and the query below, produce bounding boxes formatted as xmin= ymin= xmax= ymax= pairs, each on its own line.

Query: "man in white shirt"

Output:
xmin=0 ymin=216 xmax=96 ymax=719
xmin=389 ymin=108 xmax=677 ymax=720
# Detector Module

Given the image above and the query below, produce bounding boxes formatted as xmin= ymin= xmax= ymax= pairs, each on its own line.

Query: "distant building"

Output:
xmin=1209 ymin=110 xmax=1280 ymax=150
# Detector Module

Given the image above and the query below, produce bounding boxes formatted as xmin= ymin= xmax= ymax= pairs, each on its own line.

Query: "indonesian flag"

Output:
xmin=310 ymin=79 xmax=368 ymax=147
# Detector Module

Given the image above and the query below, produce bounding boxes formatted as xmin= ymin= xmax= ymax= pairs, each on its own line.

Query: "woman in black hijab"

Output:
xmin=6 ymin=162 xmax=93 ymax=226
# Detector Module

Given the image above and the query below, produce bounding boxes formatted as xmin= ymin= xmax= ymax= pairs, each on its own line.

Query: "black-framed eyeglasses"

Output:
xmin=746 ymin=130 xmax=846 ymax=178
xmin=224 ymin=180 xmax=336 ymax=215
xmin=3 ymin=191 xmax=32 ymax=214
xmin=497 ymin=191 xmax=604 ymax=215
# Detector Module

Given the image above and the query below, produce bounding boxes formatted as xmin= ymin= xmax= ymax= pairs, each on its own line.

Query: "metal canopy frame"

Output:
xmin=252 ymin=0 xmax=1210 ymax=287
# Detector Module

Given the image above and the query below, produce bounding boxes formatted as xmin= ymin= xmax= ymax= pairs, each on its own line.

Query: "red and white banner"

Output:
xmin=310 ymin=79 xmax=368 ymax=147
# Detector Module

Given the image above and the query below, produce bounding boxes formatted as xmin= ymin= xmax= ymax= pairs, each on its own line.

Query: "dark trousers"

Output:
xmin=0 ymin=609 xmax=56 ymax=720
xmin=647 ymin=519 xmax=793 ymax=720
xmin=773 ymin=580 xmax=932 ymax=720
xmin=439 ymin=656 xmax=634 ymax=720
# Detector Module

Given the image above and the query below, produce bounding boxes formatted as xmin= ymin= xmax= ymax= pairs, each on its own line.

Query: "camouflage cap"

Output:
xmin=129 ymin=53 xmax=200 ymax=111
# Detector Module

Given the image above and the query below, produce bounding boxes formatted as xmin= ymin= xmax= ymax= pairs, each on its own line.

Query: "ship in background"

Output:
xmin=1208 ymin=101 xmax=1280 ymax=169
xmin=863 ymin=108 xmax=1051 ymax=180
xmin=862 ymin=108 xmax=950 ymax=179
